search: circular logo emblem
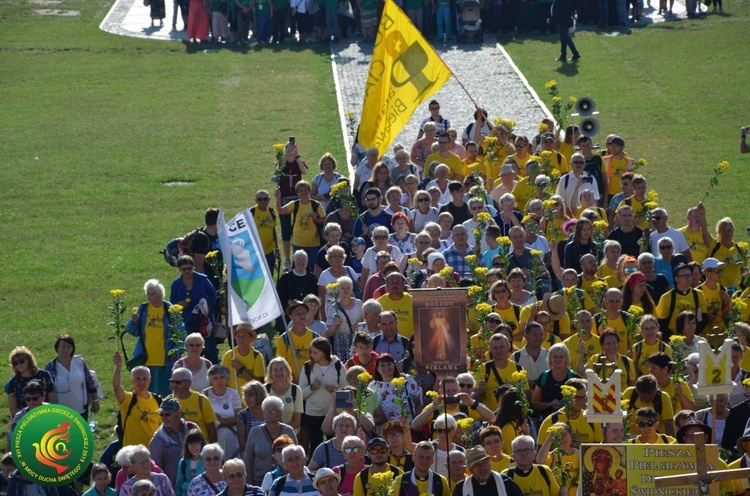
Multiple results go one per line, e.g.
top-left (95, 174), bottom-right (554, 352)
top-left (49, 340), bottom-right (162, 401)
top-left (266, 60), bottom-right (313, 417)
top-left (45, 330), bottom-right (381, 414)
top-left (11, 405), bottom-right (94, 486)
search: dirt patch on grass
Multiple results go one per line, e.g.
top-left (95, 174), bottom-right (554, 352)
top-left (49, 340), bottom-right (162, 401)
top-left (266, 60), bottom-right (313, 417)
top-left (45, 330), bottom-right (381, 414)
top-left (28, 0), bottom-right (64, 5)
top-left (32, 8), bottom-right (81, 15)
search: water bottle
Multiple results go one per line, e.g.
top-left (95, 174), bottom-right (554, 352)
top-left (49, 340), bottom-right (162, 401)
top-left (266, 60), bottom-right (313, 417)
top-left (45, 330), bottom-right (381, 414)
top-left (89, 412), bottom-right (97, 432)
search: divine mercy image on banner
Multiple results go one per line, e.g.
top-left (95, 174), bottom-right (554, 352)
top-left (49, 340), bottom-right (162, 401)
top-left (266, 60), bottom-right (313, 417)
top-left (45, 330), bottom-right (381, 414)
top-left (412, 288), bottom-right (468, 376)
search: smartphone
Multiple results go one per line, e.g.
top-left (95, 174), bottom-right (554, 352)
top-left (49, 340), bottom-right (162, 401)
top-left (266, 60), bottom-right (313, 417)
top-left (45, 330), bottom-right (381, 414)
top-left (289, 136), bottom-right (296, 145)
top-left (444, 395), bottom-right (460, 405)
top-left (335, 389), bottom-right (354, 409)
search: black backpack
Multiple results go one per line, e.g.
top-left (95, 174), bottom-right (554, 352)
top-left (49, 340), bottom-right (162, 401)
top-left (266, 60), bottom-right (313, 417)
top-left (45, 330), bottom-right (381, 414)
top-left (116, 392), bottom-right (162, 445)
top-left (507, 464), bottom-right (551, 489)
top-left (161, 227), bottom-right (205, 266)
top-left (290, 200), bottom-right (324, 244)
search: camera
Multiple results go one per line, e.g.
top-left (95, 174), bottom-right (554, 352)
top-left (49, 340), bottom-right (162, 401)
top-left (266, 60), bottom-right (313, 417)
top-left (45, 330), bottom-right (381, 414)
top-left (335, 389), bottom-right (354, 409)
top-left (444, 395), bottom-right (460, 405)
top-left (289, 136), bottom-right (296, 145)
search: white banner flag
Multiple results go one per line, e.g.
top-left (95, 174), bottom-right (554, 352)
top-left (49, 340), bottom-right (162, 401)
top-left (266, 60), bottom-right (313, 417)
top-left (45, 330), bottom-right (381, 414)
top-left (218, 208), bottom-right (282, 328)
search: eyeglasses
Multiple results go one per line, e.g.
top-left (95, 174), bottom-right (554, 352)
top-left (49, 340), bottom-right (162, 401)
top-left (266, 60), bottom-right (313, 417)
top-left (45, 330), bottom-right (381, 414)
top-left (204, 456), bottom-right (221, 462)
top-left (159, 412), bottom-right (174, 417)
top-left (12, 359), bottom-right (27, 366)
top-left (297, 187), bottom-right (311, 192)
top-left (571, 161), bottom-right (585, 164)
top-left (373, 236), bottom-right (387, 240)
top-left (513, 448), bottom-right (535, 455)
top-left (170, 379), bottom-right (188, 385)
top-left (438, 141), bottom-right (450, 145)
top-left (486, 318), bottom-right (501, 324)
top-left (343, 446), bottom-right (363, 454)
top-left (434, 428), bottom-right (453, 433)
top-left (369, 447), bottom-right (388, 455)
top-left (652, 216), bottom-right (662, 221)
top-left (256, 197), bottom-right (270, 202)
top-left (429, 106), bottom-right (440, 110)
top-left (225, 472), bottom-right (244, 480)
top-left (574, 394), bottom-right (587, 401)
top-left (624, 267), bottom-right (638, 274)
top-left (659, 245), bottom-right (672, 250)
top-left (470, 206), bottom-right (483, 211)
top-left (418, 198), bottom-right (430, 203)
top-left (637, 420), bottom-right (655, 428)
top-left (458, 383), bottom-right (473, 388)
top-left (187, 343), bottom-right (202, 347)
top-left (23, 395), bottom-right (41, 402)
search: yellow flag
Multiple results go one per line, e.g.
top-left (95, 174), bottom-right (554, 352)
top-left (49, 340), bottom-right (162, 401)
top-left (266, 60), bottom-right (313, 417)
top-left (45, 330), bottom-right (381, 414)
top-left (358, 0), bottom-right (452, 157)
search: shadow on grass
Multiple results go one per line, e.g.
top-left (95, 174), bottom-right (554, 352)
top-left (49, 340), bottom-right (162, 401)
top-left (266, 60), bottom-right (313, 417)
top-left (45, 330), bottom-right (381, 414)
top-left (180, 39), bottom-right (333, 56)
top-left (495, 32), bottom-right (558, 46)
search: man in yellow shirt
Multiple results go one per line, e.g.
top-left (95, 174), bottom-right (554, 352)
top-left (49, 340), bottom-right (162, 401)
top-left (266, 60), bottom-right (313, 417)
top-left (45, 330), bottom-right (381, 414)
top-left (623, 375), bottom-right (675, 436)
top-left (251, 189), bottom-right (279, 276)
top-left (656, 263), bottom-right (708, 338)
top-left (602, 136), bottom-right (634, 196)
top-left (276, 181), bottom-right (326, 272)
top-left (678, 206), bottom-right (708, 264)
top-left (563, 310), bottom-right (600, 368)
top-left (112, 352), bottom-right (162, 448)
top-left (221, 323), bottom-right (266, 393)
top-left (593, 288), bottom-right (636, 354)
top-left (425, 132), bottom-right (464, 180)
top-left (477, 333), bottom-right (523, 411)
top-left (168, 367), bottom-right (218, 442)
top-left (698, 257), bottom-right (731, 332)
top-left (377, 272), bottom-right (414, 339)
top-left (478, 426), bottom-right (512, 473)
top-left (276, 300), bottom-right (319, 382)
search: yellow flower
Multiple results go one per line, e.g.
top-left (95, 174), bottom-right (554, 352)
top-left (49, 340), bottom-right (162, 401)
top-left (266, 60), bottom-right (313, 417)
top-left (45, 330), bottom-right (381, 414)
top-left (543, 199), bottom-right (558, 210)
top-left (477, 212), bottom-right (491, 223)
top-left (552, 96), bottom-right (563, 103)
top-left (560, 385), bottom-right (577, 398)
top-left (593, 220), bottom-right (608, 232)
top-left (717, 160), bottom-right (730, 173)
top-left (426, 390), bottom-right (439, 400)
top-left (643, 201), bottom-right (658, 210)
top-left (638, 158), bottom-right (648, 169)
top-left (466, 255), bottom-right (477, 264)
top-left (391, 377), bottom-right (407, 387)
top-left (474, 267), bottom-right (488, 277)
top-left (132, 307), bottom-right (139, 313)
top-left (669, 335), bottom-right (687, 343)
top-left (621, 399), bottom-right (630, 410)
top-left (496, 236), bottom-right (511, 246)
top-left (185, 298), bottom-right (191, 304)
top-left (538, 122), bottom-right (549, 133)
top-left (329, 181), bottom-right (349, 196)
top-left (591, 281), bottom-right (608, 291)
top-left (468, 285), bottom-right (483, 296)
top-left (110, 289), bottom-right (126, 297)
top-left (482, 136), bottom-right (498, 147)
top-left (457, 418), bottom-right (475, 431)
top-left (345, 110), bottom-right (354, 117)
top-left (549, 168), bottom-right (560, 179)
top-left (472, 228), bottom-right (482, 238)
top-left (630, 305), bottom-right (644, 317)
top-left (569, 96), bottom-right (577, 103)
top-left (205, 250), bottom-right (220, 259)
top-left (476, 303), bottom-right (493, 314)
top-left (326, 282), bottom-right (340, 291)
top-left (647, 190), bottom-right (659, 203)
top-left (737, 242), bottom-right (748, 252)
top-left (545, 80), bottom-right (558, 91)
top-left (743, 378), bottom-right (750, 387)
top-left (438, 267), bottom-right (454, 279)
top-left (357, 371), bottom-right (373, 383)
top-left (530, 250), bottom-right (543, 257)
top-left (273, 143), bottom-right (285, 152)
top-left (370, 471), bottom-right (394, 486)
top-left (511, 369), bottom-right (527, 382)
top-left (169, 304), bottom-right (184, 313)
top-left (547, 425), bottom-right (564, 437)
top-left (408, 258), bottom-right (420, 265)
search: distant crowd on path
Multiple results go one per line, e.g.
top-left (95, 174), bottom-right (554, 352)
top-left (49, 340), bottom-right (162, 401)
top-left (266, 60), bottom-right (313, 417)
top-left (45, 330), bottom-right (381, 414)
top-left (4, 105), bottom-right (750, 496)
top-left (141, 0), bottom-right (728, 47)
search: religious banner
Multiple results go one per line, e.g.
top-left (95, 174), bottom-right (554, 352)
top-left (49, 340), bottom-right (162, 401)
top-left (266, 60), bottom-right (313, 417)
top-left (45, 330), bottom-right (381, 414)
top-left (584, 369), bottom-right (627, 423)
top-left (580, 443), bottom-right (725, 496)
top-left (411, 288), bottom-right (467, 377)
top-left (217, 208), bottom-right (282, 328)
top-left (695, 339), bottom-right (735, 396)
top-left (358, 0), bottom-right (452, 157)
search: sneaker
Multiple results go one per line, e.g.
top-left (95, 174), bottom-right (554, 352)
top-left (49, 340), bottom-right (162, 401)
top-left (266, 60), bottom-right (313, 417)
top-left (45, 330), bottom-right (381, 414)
top-left (556, 55), bottom-right (567, 61)
top-left (572, 53), bottom-right (581, 61)
top-left (283, 260), bottom-right (291, 272)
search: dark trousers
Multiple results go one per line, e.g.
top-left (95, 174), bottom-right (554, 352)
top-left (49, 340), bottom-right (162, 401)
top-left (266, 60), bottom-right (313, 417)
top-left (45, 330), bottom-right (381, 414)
top-left (557, 23), bottom-right (579, 57)
top-left (272, 7), bottom-right (289, 42)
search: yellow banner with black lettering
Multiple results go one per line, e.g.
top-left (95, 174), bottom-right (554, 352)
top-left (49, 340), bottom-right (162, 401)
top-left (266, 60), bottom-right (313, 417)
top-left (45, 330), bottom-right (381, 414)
top-left (358, 0), bottom-right (452, 157)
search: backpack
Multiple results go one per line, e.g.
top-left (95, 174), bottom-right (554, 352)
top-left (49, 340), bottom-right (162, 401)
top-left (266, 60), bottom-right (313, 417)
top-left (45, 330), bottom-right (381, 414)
top-left (507, 465), bottom-right (552, 489)
top-left (633, 340), bottom-right (667, 369)
top-left (264, 383), bottom-right (299, 403)
top-left (657, 288), bottom-right (704, 336)
top-left (272, 474), bottom-right (289, 496)
top-left (627, 387), bottom-right (663, 415)
top-left (161, 227), bottom-right (205, 266)
top-left (359, 466), bottom-right (401, 490)
top-left (302, 360), bottom-right (343, 386)
top-left (116, 392), bottom-right (162, 444)
top-left (250, 206), bottom-right (278, 247)
top-left (592, 353), bottom-right (631, 381)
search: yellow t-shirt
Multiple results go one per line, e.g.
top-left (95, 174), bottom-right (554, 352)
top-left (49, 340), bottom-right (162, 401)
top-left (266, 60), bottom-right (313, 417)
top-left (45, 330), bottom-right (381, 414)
top-left (275, 329), bottom-right (316, 382)
top-left (489, 454), bottom-right (511, 473)
top-left (544, 216), bottom-right (569, 244)
top-left (630, 340), bottom-right (673, 377)
top-left (482, 359), bottom-right (523, 411)
top-left (510, 152), bottom-right (531, 175)
top-left (519, 303), bottom-right (573, 339)
top-left (699, 282), bottom-right (727, 331)
top-left (511, 177), bottom-right (534, 212)
top-left (118, 391), bottom-right (162, 447)
top-left (174, 391), bottom-right (218, 439)
top-left (391, 472), bottom-right (450, 496)
top-left (252, 206), bottom-right (278, 255)
top-left (500, 422), bottom-right (523, 456)
top-left (585, 354), bottom-right (636, 391)
top-left (594, 312), bottom-right (633, 354)
top-left (679, 225), bottom-right (708, 264)
top-left (656, 289), bottom-right (708, 335)
top-left (617, 196), bottom-right (648, 229)
top-left (144, 304), bottom-right (165, 367)
top-left (283, 200), bottom-right (325, 248)
top-left (622, 388), bottom-right (674, 435)
top-left (426, 151), bottom-right (464, 179)
top-left (560, 287), bottom-right (596, 315)
top-left (603, 154), bottom-right (634, 195)
top-left (502, 464), bottom-right (560, 496)
top-left (631, 434), bottom-right (676, 444)
top-left (546, 449), bottom-right (580, 492)
top-left (707, 239), bottom-right (745, 290)
top-left (597, 263), bottom-right (619, 288)
top-left (221, 347), bottom-right (266, 393)
top-left (660, 378), bottom-right (694, 413)
top-left (537, 409), bottom-right (603, 446)
top-left (563, 332), bottom-right (601, 370)
top-left (494, 304), bottom-right (523, 342)
top-left (377, 293), bottom-right (414, 339)
top-left (557, 142), bottom-right (575, 164)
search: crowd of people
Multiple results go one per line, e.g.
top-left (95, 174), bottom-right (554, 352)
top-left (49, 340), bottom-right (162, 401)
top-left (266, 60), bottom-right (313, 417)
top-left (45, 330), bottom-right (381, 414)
top-left (4, 103), bottom-right (750, 496)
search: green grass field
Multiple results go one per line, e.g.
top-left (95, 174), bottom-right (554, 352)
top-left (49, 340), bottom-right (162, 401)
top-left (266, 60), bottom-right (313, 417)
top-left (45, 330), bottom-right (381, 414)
top-left (1, 0), bottom-right (748, 453)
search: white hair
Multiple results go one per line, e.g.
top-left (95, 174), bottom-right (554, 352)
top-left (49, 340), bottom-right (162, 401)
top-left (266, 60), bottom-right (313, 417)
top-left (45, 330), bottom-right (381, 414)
top-left (143, 279), bottom-right (165, 299)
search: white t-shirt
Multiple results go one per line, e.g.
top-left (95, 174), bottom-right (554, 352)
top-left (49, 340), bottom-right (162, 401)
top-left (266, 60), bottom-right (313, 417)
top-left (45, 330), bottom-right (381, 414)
top-left (649, 227), bottom-right (690, 256)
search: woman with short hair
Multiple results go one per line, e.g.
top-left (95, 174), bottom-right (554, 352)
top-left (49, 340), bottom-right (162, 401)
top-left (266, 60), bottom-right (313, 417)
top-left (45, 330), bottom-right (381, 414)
top-left (243, 397), bottom-right (297, 486)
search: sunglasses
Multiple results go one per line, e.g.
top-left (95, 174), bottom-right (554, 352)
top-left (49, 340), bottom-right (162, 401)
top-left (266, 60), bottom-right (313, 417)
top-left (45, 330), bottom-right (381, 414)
top-left (204, 456), bottom-right (221, 462)
top-left (459, 383), bottom-right (473, 388)
top-left (170, 379), bottom-right (188, 385)
top-left (418, 198), bottom-right (430, 203)
top-left (343, 446), bottom-right (363, 454)
top-left (659, 245), bottom-right (672, 250)
top-left (571, 161), bottom-right (585, 164)
top-left (12, 359), bottom-right (27, 366)
top-left (624, 267), bottom-right (638, 274)
top-left (23, 395), bottom-right (42, 402)
top-left (256, 197), bottom-right (270, 202)
top-left (486, 318), bottom-right (501, 324)
top-left (652, 216), bottom-right (663, 221)
top-left (637, 420), bottom-right (655, 428)
top-left (373, 236), bottom-right (387, 240)
top-left (435, 428), bottom-right (453, 433)
top-left (369, 446), bottom-right (388, 455)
